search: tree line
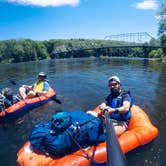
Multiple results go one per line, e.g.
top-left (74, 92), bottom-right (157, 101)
top-left (0, 38), bottom-right (165, 64)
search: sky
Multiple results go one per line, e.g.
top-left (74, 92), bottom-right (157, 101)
top-left (0, 0), bottom-right (165, 41)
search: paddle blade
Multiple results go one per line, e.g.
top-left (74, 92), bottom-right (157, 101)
top-left (9, 80), bottom-right (16, 85)
top-left (50, 95), bottom-right (62, 104)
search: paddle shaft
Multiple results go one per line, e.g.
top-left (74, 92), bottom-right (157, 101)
top-left (50, 95), bottom-right (62, 104)
top-left (105, 111), bottom-right (126, 166)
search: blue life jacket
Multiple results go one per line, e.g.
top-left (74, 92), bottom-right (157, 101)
top-left (107, 91), bottom-right (133, 121)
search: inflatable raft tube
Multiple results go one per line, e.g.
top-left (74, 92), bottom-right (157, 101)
top-left (17, 105), bottom-right (159, 166)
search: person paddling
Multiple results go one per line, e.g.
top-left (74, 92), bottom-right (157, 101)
top-left (19, 72), bottom-right (50, 99)
top-left (99, 76), bottom-right (132, 136)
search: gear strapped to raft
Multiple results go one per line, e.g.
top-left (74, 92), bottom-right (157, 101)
top-left (0, 88), bottom-right (20, 111)
top-left (29, 110), bottom-right (105, 158)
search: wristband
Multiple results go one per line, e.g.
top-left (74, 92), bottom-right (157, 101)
top-left (114, 108), bottom-right (119, 113)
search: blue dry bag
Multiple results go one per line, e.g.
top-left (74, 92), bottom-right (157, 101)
top-left (29, 110), bottom-right (105, 157)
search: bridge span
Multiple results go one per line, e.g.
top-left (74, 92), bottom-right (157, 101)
top-left (51, 32), bottom-right (165, 58)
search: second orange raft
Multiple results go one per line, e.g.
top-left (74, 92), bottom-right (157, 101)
top-left (0, 88), bottom-right (56, 121)
top-left (17, 105), bottom-right (159, 166)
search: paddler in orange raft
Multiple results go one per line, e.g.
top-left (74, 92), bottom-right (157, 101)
top-left (19, 72), bottom-right (50, 99)
top-left (99, 75), bottom-right (132, 136)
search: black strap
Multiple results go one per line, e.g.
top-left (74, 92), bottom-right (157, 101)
top-left (66, 129), bottom-right (91, 160)
top-left (66, 128), bottom-right (99, 165)
top-left (0, 94), bottom-right (5, 110)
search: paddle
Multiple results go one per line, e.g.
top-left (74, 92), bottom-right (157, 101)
top-left (9, 79), bottom-right (16, 85)
top-left (9, 80), bottom-right (62, 104)
top-left (50, 95), bottom-right (62, 104)
top-left (104, 110), bottom-right (126, 166)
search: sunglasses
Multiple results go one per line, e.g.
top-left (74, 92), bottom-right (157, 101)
top-left (109, 82), bottom-right (118, 87)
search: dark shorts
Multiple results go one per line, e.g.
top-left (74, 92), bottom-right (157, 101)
top-left (111, 119), bottom-right (129, 130)
top-left (25, 87), bottom-right (31, 94)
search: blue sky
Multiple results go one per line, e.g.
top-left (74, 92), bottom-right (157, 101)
top-left (0, 0), bottom-right (165, 40)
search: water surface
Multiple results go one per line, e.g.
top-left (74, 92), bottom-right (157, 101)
top-left (0, 58), bottom-right (165, 166)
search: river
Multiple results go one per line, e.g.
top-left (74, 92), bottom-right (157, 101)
top-left (0, 57), bottom-right (165, 166)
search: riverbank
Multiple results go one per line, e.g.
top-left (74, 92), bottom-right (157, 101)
top-left (99, 55), bottom-right (166, 62)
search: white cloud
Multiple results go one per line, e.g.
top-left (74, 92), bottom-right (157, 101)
top-left (135, 0), bottom-right (158, 10)
top-left (6, 0), bottom-right (80, 7)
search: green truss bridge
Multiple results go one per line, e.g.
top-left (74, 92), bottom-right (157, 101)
top-left (51, 32), bottom-right (165, 58)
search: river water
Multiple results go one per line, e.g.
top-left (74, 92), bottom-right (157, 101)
top-left (0, 58), bottom-right (165, 166)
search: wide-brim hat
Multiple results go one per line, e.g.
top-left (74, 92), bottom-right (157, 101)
top-left (38, 72), bottom-right (47, 78)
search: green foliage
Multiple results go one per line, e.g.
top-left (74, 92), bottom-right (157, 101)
top-left (35, 42), bottom-right (49, 60)
top-left (149, 38), bottom-right (160, 46)
top-left (148, 48), bottom-right (164, 58)
top-left (158, 2), bottom-right (166, 49)
top-left (158, 3), bottom-right (166, 36)
top-left (160, 35), bottom-right (166, 46)
top-left (128, 48), bottom-right (144, 57)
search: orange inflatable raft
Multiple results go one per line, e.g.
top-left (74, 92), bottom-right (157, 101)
top-left (0, 88), bottom-right (56, 121)
top-left (17, 105), bottom-right (159, 166)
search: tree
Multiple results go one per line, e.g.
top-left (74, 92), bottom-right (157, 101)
top-left (148, 48), bottom-right (164, 58)
top-left (12, 44), bottom-right (25, 63)
top-left (149, 38), bottom-right (160, 46)
top-left (158, 2), bottom-right (166, 48)
top-left (158, 3), bottom-right (166, 36)
top-left (35, 42), bottom-right (49, 60)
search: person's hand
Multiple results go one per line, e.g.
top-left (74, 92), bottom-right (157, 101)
top-left (107, 107), bottom-right (115, 114)
top-left (99, 104), bottom-right (115, 116)
top-left (99, 102), bottom-right (107, 110)
top-left (99, 103), bottom-right (109, 116)
top-left (35, 91), bottom-right (41, 96)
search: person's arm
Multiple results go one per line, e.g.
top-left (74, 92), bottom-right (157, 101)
top-left (22, 85), bottom-right (33, 91)
top-left (100, 93), bottom-right (131, 114)
top-left (113, 100), bottom-right (131, 114)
